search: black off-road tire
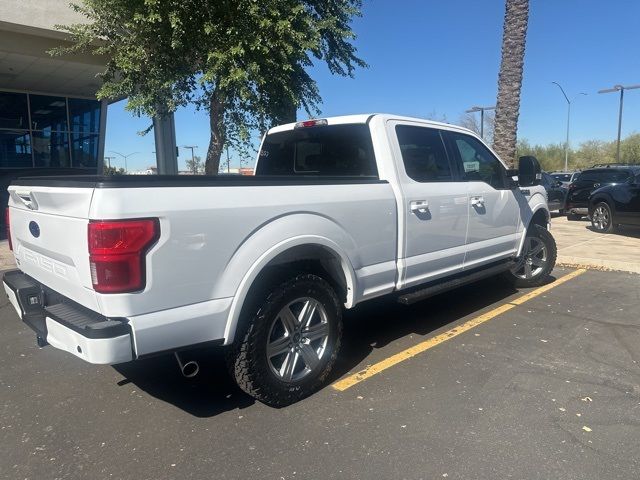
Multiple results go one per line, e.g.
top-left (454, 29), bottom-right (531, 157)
top-left (502, 224), bottom-right (557, 288)
top-left (227, 274), bottom-right (342, 407)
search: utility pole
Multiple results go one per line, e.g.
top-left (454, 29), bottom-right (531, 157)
top-left (465, 105), bottom-right (495, 139)
top-left (226, 147), bottom-right (230, 173)
top-left (598, 84), bottom-right (640, 163)
top-left (181, 145), bottom-right (198, 173)
top-left (552, 82), bottom-right (587, 172)
top-left (109, 151), bottom-right (139, 173)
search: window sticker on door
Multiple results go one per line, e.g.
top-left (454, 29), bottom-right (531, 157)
top-left (463, 161), bottom-right (480, 173)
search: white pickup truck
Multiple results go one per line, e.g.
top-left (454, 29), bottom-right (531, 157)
top-left (3, 114), bottom-right (556, 406)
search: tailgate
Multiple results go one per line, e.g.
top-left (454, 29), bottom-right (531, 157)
top-left (7, 185), bottom-right (99, 312)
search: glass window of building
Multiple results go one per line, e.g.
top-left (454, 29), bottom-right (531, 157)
top-left (69, 98), bottom-right (101, 134)
top-left (0, 91), bottom-right (102, 170)
top-left (29, 95), bottom-right (69, 132)
top-left (0, 92), bottom-right (29, 129)
top-left (32, 131), bottom-right (71, 167)
top-left (0, 130), bottom-right (32, 168)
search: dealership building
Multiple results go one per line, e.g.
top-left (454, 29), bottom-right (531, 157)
top-left (0, 0), bottom-right (179, 222)
top-left (0, 1), bottom-right (108, 177)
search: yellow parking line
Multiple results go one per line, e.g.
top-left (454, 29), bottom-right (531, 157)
top-left (332, 268), bottom-right (587, 391)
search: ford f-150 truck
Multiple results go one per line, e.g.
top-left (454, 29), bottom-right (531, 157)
top-left (3, 114), bottom-right (556, 406)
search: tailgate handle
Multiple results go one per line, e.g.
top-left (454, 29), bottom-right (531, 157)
top-left (15, 191), bottom-right (39, 210)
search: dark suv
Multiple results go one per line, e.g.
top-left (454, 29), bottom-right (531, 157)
top-left (588, 166), bottom-right (640, 232)
top-left (565, 165), bottom-right (638, 220)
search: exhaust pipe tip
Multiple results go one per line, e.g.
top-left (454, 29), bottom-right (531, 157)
top-left (174, 352), bottom-right (199, 378)
top-left (181, 360), bottom-right (200, 378)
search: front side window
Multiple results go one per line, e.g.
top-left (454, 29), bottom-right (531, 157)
top-left (449, 132), bottom-right (506, 189)
top-left (395, 125), bottom-right (452, 182)
top-left (257, 124), bottom-right (377, 177)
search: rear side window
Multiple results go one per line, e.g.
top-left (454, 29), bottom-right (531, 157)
top-left (256, 124), bottom-right (377, 177)
top-left (395, 125), bottom-right (452, 182)
top-left (578, 169), bottom-right (631, 183)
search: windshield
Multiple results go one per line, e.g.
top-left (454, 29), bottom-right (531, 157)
top-left (256, 124), bottom-right (377, 177)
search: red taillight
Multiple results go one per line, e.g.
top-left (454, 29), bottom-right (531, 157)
top-left (88, 218), bottom-right (159, 293)
top-left (5, 208), bottom-right (12, 251)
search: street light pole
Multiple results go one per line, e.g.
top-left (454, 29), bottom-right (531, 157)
top-left (552, 82), bottom-right (587, 172)
top-left (109, 151), bottom-right (139, 173)
top-left (181, 145), bottom-right (198, 173)
top-left (465, 106), bottom-right (495, 139)
top-left (598, 84), bottom-right (640, 163)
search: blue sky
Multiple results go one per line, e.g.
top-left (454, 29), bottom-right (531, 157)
top-left (105, 0), bottom-right (640, 172)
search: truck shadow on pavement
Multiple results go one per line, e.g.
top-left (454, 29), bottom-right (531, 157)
top-left (112, 276), bottom-right (536, 417)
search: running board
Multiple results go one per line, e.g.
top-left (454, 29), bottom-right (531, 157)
top-left (397, 261), bottom-right (516, 305)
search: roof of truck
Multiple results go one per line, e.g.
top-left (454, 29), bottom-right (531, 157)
top-left (268, 113), bottom-right (476, 136)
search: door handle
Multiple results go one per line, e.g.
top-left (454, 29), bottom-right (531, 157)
top-left (410, 200), bottom-right (429, 214)
top-left (593, 183), bottom-right (600, 188)
top-left (470, 196), bottom-right (485, 207)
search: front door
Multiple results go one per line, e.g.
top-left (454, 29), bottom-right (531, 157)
top-left (444, 131), bottom-right (521, 269)
top-left (389, 121), bottom-right (469, 289)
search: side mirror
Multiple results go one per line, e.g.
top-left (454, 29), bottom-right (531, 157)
top-left (518, 156), bottom-right (541, 187)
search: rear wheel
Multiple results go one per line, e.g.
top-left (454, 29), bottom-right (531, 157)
top-left (591, 202), bottom-right (615, 233)
top-left (227, 274), bottom-right (342, 407)
top-left (503, 224), bottom-right (557, 288)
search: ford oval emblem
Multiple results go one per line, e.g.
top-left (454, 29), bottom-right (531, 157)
top-left (29, 221), bottom-right (40, 238)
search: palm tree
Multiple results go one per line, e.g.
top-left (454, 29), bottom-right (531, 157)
top-left (493, 0), bottom-right (530, 167)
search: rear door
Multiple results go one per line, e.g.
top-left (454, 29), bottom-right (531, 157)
top-left (444, 131), bottom-right (521, 269)
top-left (7, 185), bottom-right (98, 311)
top-left (388, 121), bottom-right (469, 288)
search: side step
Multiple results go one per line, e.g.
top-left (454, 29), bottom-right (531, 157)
top-left (398, 261), bottom-right (515, 305)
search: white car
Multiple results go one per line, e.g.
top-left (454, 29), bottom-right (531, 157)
top-left (3, 114), bottom-right (555, 406)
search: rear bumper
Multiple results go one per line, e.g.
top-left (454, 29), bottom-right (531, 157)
top-left (2, 270), bottom-right (133, 364)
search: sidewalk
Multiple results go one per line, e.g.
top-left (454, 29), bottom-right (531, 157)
top-left (1, 217), bottom-right (639, 274)
top-left (0, 240), bottom-right (14, 270)
top-left (551, 214), bottom-right (640, 274)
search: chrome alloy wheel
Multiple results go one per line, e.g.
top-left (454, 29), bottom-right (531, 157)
top-left (591, 205), bottom-right (611, 231)
top-left (513, 236), bottom-right (548, 280)
top-left (266, 297), bottom-right (330, 382)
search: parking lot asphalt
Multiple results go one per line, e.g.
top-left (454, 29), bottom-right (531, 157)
top-left (2, 267), bottom-right (640, 480)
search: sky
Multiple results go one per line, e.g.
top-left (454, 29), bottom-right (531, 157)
top-left (105, 0), bottom-right (640, 172)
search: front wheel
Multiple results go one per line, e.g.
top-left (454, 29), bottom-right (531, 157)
top-left (591, 202), bottom-right (615, 233)
top-left (503, 224), bottom-right (557, 288)
top-left (227, 274), bottom-right (342, 407)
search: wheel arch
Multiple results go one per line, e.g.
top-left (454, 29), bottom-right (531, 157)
top-left (589, 192), bottom-right (615, 214)
top-left (221, 235), bottom-right (358, 345)
top-left (516, 204), bottom-right (550, 257)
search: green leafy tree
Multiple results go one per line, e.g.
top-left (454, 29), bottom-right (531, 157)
top-left (103, 165), bottom-right (125, 175)
top-left (53, 0), bottom-right (366, 174)
top-left (186, 155), bottom-right (204, 174)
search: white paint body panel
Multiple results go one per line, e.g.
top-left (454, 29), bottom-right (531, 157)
top-left (6, 113), bottom-right (550, 361)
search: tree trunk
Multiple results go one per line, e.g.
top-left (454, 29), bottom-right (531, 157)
top-left (205, 90), bottom-right (225, 175)
top-left (492, 0), bottom-right (529, 167)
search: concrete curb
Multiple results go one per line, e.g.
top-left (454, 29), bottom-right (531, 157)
top-left (557, 256), bottom-right (640, 274)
